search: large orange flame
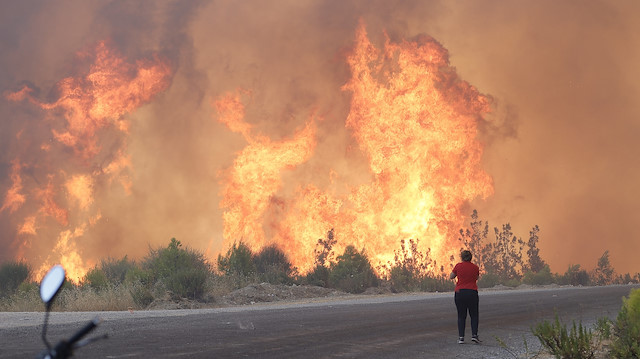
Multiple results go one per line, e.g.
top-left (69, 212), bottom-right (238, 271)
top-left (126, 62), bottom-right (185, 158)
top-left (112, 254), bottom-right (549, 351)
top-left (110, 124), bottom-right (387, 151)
top-left (3, 41), bottom-right (172, 281)
top-left (216, 23), bottom-right (493, 274)
top-left (214, 92), bottom-right (318, 252)
top-left (0, 160), bottom-right (26, 213)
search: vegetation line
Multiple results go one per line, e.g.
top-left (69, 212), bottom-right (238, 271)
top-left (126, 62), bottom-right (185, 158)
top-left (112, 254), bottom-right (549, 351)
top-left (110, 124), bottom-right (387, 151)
top-left (0, 209), bottom-right (637, 312)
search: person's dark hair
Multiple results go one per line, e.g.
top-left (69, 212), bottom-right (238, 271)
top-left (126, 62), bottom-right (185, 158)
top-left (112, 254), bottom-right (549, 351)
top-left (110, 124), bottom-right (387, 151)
top-left (461, 250), bottom-right (472, 262)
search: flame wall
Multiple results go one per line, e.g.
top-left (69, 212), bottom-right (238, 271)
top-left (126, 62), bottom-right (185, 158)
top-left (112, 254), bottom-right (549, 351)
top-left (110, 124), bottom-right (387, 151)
top-left (1, 1), bottom-right (639, 279)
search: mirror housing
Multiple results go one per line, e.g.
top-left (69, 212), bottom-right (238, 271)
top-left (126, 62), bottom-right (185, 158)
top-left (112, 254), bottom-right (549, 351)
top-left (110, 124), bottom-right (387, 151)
top-left (40, 265), bottom-right (65, 307)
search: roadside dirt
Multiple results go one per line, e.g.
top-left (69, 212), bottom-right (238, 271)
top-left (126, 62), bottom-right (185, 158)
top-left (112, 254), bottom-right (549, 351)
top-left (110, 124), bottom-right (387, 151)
top-left (145, 282), bottom-right (568, 310)
top-left (220, 283), bottom-right (348, 305)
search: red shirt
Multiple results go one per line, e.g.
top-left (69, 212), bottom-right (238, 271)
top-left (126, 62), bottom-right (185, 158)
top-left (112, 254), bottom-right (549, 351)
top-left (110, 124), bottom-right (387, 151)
top-left (453, 261), bottom-right (479, 292)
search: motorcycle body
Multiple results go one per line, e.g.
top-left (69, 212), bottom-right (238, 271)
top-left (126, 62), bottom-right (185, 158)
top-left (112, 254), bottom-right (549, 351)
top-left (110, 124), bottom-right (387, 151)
top-left (37, 265), bottom-right (106, 359)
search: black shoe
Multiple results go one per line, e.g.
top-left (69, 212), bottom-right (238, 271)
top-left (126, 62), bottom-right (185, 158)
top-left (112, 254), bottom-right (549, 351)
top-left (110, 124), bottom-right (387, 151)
top-left (457, 337), bottom-right (464, 344)
top-left (471, 335), bottom-right (481, 344)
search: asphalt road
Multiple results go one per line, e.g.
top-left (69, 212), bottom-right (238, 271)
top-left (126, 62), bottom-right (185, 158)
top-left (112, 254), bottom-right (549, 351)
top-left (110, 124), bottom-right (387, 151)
top-left (1, 285), bottom-right (637, 358)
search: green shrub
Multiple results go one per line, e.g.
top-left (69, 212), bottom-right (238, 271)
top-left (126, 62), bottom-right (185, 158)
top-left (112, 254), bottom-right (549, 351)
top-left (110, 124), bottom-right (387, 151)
top-left (478, 272), bottom-right (500, 288)
top-left (594, 317), bottom-right (612, 340)
top-left (125, 264), bottom-right (157, 308)
top-left (17, 280), bottom-right (38, 294)
top-left (389, 265), bottom-right (417, 292)
top-left (558, 264), bottom-right (590, 286)
top-left (100, 256), bottom-right (136, 285)
top-left (305, 264), bottom-right (330, 287)
top-left (419, 276), bottom-right (455, 292)
top-left (0, 261), bottom-right (31, 298)
top-left (328, 245), bottom-right (378, 293)
top-left (253, 244), bottom-right (294, 284)
top-left (532, 314), bottom-right (596, 359)
top-left (217, 241), bottom-right (256, 278)
top-left (128, 281), bottom-right (154, 308)
top-left (82, 267), bottom-right (109, 290)
top-left (503, 278), bottom-right (522, 288)
top-left (385, 238), bottom-right (450, 293)
top-left (610, 288), bottom-right (640, 358)
top-left (0, 281), bottom-right (41, 311)
top-left (387, 238), bottom-right (432, 292)
top-left (164, 267), bottom-right (208, 300)
top-left (125, 266), bottom-right (153, 285)
top-left (144, 238), bottom-right (211, 300)
top-left (388, 267), bottom-right (453, 292)
top-left (523, 265), bottom-right (554, 285)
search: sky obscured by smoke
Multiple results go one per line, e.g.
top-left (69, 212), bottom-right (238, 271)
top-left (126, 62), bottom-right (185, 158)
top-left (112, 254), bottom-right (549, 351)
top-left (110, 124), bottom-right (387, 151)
top-left (1, 0), bottom-right (639, 275)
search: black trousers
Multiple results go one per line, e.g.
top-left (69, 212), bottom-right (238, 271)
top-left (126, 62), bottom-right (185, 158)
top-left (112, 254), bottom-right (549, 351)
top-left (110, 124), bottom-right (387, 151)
top-left (454, 289), bottom-right (479, 337)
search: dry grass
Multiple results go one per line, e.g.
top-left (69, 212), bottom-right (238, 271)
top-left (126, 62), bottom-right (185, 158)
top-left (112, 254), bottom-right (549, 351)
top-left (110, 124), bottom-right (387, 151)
top-left (0, 287), bottom-right (43, 312)
top-left (0, 285), bottom-right (136, 312)
top-left (56, 285), bottom-right (136, 312)
top-left (0, 278), bottom-right (236, 312)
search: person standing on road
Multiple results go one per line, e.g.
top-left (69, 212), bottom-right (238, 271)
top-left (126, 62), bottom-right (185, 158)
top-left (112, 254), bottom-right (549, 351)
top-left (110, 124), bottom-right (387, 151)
top-left (450, 250), bottom-right (480, 344)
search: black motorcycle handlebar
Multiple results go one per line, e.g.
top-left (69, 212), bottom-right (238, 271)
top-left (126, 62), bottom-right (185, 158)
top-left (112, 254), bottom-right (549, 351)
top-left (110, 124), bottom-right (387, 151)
top-left (67, 316), bottom-right (100, 347)
top-left (38, 317), bottom-right (101, 359)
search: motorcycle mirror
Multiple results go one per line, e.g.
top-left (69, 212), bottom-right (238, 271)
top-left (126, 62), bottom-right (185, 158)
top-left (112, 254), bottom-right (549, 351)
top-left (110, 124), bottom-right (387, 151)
top-left (40, 264), bottom-right (65, 307)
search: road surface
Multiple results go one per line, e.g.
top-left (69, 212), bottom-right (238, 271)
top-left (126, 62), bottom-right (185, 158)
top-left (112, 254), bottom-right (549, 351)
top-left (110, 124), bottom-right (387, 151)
top-left (1, 285), bottom-right (636, 358)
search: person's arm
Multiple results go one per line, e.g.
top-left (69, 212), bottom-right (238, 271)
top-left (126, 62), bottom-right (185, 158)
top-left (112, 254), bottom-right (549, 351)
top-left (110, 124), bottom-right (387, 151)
top-left (450, 263), bottom-right (458, 280)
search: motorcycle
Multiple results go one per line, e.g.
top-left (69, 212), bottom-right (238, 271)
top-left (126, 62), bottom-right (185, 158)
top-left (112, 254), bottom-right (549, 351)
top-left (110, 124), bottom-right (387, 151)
top-left (37, 265), bottom-right (107, 358)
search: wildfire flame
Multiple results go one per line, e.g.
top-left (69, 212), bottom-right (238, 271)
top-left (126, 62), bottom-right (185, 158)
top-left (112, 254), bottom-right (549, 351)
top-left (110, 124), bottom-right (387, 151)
top-left (216, 23), bottom-right (493, 274)
top-left (214, 92), bottom-right (319, 252)
top-left (3, 41), bottom-right (172, 281)
top-left (3, 21), bottom-right (492, 281)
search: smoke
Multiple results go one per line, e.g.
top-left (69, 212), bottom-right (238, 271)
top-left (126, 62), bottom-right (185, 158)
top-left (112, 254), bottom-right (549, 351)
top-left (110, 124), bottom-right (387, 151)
top-left (1, 0), bottom-right (639, 276)
top-left (432, 1), bottom-right (640, 274)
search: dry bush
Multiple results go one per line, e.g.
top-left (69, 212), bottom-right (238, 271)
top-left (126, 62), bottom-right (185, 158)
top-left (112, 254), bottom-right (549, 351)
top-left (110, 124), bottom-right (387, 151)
top-left (207, 275), bottom-right (235, 295)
